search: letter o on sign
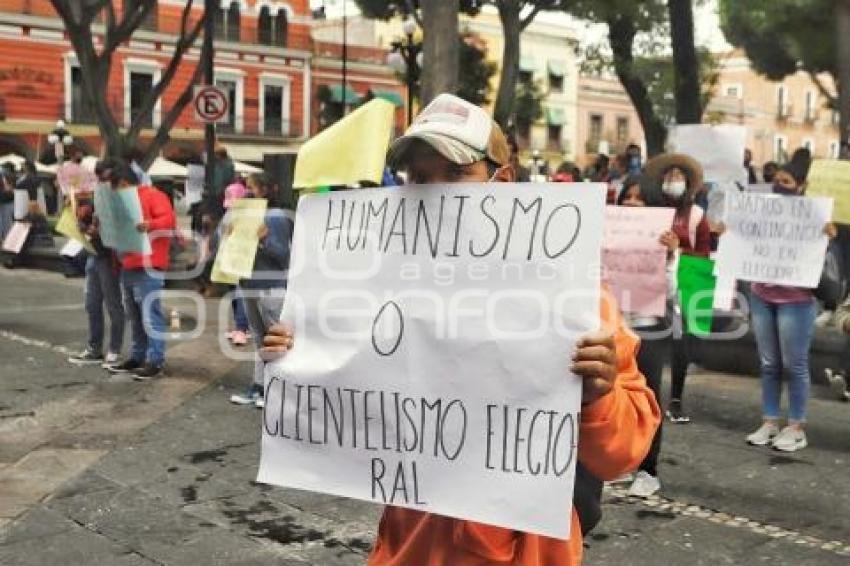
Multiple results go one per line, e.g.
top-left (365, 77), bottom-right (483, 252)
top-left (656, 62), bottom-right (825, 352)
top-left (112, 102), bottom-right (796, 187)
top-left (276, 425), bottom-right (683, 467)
top-left (372, 301), bottom-right (404, 356)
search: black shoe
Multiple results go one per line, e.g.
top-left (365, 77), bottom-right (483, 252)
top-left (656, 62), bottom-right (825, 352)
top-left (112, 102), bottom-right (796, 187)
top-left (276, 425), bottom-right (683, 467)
top-left (68, 349), bottom-right (103, 365)
top-left (109, 359), bottom-right (143, 374)
top-left (133, 364), bottom-right (164, 381)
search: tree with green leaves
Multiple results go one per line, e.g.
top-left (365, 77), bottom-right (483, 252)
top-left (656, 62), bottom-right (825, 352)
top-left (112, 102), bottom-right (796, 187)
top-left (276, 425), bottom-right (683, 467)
top-left (48, 0), bottom-right (212, 166)
top-left (720, 0), bottom-right (850, 153)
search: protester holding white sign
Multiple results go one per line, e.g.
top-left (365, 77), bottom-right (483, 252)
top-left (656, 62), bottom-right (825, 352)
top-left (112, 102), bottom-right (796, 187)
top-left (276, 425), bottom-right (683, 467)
top-left (733, 154), bottom-right (838, 453)
top-left (260, 95), bottom-right (660, 566)
top-left (611, 178), bottom-right (678, 499)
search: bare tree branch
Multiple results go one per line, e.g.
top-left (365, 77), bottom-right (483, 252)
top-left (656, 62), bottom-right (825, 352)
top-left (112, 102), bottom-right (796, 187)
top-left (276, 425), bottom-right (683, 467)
top-left (127, 0), bottom-right (204, 140)
top-left (141, 41), bottom-right (210, 168)
top-left (809, 71), bottom-right (838, 107)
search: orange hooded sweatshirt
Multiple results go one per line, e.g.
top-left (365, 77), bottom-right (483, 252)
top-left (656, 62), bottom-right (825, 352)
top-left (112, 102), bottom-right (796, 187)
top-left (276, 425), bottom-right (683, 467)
top-left (368, 291), bottom-right (661, 566)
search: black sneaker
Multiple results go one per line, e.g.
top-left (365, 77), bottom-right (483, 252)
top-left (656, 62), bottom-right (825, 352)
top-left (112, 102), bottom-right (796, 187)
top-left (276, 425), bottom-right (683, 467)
top-left (109, 359), bottom-right (143, 374)
top-left (133, 364), bottom-right (164, 381)
top-left (68, 349), bottom-right (103, 365)
top-left (665, 399), bottom-right (691, 424)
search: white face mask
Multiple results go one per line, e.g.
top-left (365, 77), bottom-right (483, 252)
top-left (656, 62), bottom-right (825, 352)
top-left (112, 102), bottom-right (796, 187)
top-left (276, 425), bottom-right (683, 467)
top-left (662, 180), bottom-right (687, 199)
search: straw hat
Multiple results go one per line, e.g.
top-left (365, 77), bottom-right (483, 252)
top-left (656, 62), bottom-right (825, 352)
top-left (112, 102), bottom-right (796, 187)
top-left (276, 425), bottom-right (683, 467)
top-left (644, 152), bottom-right (704, 189)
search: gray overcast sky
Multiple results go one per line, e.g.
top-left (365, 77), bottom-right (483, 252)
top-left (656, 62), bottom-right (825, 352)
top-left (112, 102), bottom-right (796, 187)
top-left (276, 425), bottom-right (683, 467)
top-left (311, 0), bottom-right (733, 53)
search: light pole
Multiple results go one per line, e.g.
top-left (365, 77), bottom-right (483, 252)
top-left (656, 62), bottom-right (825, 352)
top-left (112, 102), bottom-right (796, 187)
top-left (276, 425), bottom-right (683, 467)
top-left (387, 17), bottom-right (423, 126)
top-left (47, 120), bottom-right (73, 165)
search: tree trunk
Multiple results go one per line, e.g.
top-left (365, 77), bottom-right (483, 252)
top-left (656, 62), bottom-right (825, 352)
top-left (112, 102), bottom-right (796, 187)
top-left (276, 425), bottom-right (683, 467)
top-left (668, 0), bottom-right (702, 124)
top-left (420, 0), bottom-right (459, 105)
top-left (837, 0), bottom-right (850, 158)
top-left (608, 16), bottom-right (668, 156)
top-left (493, 1), bottom-right (521, 128)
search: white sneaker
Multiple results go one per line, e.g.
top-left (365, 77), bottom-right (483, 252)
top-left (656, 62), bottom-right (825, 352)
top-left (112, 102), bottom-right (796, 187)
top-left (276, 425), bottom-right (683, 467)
top-left (825, 369), bottom-right (850, 402)
top-left (746, 422), bottom-right (780, 446)
top-left (101, 351), bottom-right (120, 370)
top-left (772, 426), bottom-right (807, 452)
top-left (628, 471), bottom-right (660, 498)
top-left (254, 396), bottom-right (265, 409)
top-left (609, 472), bottom-right (635, 486)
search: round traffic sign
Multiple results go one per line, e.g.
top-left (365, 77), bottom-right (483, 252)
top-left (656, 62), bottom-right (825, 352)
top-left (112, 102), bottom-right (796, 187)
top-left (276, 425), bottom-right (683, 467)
top-left (194, 86), bottom-right (229, 123)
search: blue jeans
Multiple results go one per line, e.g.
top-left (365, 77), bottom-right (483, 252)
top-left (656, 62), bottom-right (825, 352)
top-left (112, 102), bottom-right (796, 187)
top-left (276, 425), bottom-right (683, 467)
top-left (750, 293), bottom-right (816, 422)
top-left (232, 290), bottom-right (249, 331)
top-left (121, 269), bottom-right (166, 366)
top-left (85, 255), bottom-right (125, 355)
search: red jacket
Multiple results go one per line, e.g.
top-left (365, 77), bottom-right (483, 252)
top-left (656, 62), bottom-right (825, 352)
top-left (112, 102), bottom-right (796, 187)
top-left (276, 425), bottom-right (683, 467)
top-left (120, 185), bottom-right (175, 271)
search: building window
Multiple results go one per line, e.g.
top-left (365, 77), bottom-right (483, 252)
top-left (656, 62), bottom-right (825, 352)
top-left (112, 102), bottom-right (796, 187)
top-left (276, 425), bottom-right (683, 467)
top-left (139, 4), bottom-right (158, 32)
top-left (616, 117), bottom-right (629, 146)
top-left (777, 85), bottom-right (789, 118)
top-left (802, 138), bottom-right (815, 154)
top-left (215, 70), bottom-right (244, 133)
top-left (804, 90), bottom-right (816, 122)
top-left (774, 135), bottom-right (788, 162)
top-left (260, 75), bottom-right (291, 136)
top-left (129, 72), bottom-right (154, 128)
top-left (549, 72), bottom-right (563, 93)
top-left (829, 141), bottom-right (840, 159)
top-left (276, 10), bottom-right (288, 47)
top-left (548, 125), bottom-right (562, 150)
top-left (216, 2), bottom-right (241, 42)
top-left (589, 113), bottom-right (603, 148)
top-left (70, 66), bottom-right (95, 124)
top-left (258, 6), bottom-right (272, 44)
top-left (723, 84), bottom-right (742, 99)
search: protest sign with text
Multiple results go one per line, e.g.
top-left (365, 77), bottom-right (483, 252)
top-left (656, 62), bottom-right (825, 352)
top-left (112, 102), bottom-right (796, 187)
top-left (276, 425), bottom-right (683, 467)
top-left (716, 191), bottom-right (833, 288)
top-left (602, 206), bottom-right (675, 317)
top-left (257, 183), bottom-right (607, 539)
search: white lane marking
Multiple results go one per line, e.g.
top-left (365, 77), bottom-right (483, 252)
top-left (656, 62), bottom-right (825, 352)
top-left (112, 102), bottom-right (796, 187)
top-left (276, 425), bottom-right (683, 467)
top-left (0, 304), bottom-right (84, 315)
top-left (0, 329), bottom-right (77, 357)
top-left (605, 485), bottom-right (850, 557)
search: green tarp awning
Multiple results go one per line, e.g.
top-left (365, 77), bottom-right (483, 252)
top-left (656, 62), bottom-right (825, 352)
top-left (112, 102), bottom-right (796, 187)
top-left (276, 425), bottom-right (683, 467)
top-left (547, 59), bottom-right (567, 77)
top-left (545, 106), bottom-right (566, 126)
top-left (370, 89), bottom-right (404, 107)
top-left (328, 84), bottom-right (360, 104)
top-left (519, 54), bottom-right (537, 72)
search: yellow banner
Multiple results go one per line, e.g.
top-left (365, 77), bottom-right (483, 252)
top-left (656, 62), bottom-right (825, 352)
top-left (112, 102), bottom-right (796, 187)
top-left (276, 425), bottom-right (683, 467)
top-left (211, 199), bottom-right (268, 283)
top-left (294, 98), bottom-right (395, 189)
top-left (55, 204), bottom-right (95, 254)
top-left (807, 159), bottom-right (850, 223)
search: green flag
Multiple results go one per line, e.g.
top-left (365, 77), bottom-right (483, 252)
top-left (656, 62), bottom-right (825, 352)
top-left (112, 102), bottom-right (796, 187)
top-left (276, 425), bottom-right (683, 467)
top-left (677, 254), bottom-right (717, 337)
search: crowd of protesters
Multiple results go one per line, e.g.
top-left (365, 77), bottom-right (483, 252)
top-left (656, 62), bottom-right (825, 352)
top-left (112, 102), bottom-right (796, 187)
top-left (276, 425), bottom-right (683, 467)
top-left (2, 92), bottom-right (849, 566)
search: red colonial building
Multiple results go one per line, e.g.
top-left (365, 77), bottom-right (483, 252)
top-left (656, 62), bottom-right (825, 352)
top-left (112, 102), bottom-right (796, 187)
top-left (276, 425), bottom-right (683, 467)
top-left (0, 0), bottom-right (405, 164)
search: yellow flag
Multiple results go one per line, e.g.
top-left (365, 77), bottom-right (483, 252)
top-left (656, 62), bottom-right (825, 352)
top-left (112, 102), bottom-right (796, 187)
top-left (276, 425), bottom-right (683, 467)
top-left (294, 99), bottom-right (395, 189)
top-left (55, 203), bottom-right (95, 254)
top-left (807, 159), bottom-right (850, 223)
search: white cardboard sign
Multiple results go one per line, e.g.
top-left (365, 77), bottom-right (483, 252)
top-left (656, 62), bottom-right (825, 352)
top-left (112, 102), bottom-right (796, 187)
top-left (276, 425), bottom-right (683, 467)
top-left (257, 183), bottom-right (607, 540)
top-left (716, 191), bottom-right (833, 288)
top-left (668, 124), bottom-right (748, 186)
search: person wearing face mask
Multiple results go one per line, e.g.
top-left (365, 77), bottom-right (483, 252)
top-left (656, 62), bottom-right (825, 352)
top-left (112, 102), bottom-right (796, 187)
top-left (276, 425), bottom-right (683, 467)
top-left (615, 176), bottom-right (679, 498)
top-left (261, 94), bottom-right (660, 566)
top-left (644, 154), bottom-right (711, 425)
top-left (743, 150), bottom-right (837, 452)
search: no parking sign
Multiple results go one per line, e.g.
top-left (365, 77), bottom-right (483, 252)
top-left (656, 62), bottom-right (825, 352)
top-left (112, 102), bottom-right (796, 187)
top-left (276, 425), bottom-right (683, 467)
top-left (193, 85), bottom-right (229, 124)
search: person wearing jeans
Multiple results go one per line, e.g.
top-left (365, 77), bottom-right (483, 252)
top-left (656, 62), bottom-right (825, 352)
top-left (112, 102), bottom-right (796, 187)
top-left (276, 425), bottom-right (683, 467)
top-left (100, 157), bottom-right (175, 380)
top-left (229, 173), bottom-right (293, 407)
top-left (121, 269), bottom-right (167, 372)
top-left (743, 153), bottom-right (836, 452)
top-left (826, 295), bottom-right (850, 401)
top-left (69, 187), bottom-right (125, 368)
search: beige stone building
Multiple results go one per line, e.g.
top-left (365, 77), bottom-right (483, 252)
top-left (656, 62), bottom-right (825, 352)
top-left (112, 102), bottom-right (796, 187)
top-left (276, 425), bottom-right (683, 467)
top-left (575, 74), bottom-right (645, 168)
top-left (707, 50), bottom-right (841, 167)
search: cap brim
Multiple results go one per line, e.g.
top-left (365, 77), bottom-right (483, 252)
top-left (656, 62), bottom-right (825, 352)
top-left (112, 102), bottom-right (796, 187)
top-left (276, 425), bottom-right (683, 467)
top-left (387, 132), bottom-right (483, 169)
